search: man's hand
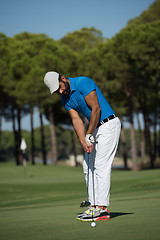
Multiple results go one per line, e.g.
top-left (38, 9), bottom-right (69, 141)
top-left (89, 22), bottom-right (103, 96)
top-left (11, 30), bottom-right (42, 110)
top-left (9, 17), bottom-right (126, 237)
top-left (84, 134), bottom-right (95, 153)
top-left (81, 141), bottom-right (94, 153)
top-left (85, 134), bottom-right (95, 146)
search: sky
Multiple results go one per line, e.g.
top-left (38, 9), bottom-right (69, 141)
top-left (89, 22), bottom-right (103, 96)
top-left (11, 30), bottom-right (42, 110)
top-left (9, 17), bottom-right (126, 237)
top-left (0, 0), bottom-right (155, 131)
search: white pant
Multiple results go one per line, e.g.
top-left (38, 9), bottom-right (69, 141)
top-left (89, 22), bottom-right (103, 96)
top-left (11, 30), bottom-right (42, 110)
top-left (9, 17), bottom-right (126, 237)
top-left (83, 117), bottom-right (121, 206)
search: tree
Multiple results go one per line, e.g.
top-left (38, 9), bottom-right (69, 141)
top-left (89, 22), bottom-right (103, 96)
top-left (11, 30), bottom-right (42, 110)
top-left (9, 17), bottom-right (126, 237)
top-left (0, 34), bottom-right (11, 142)
top-left (59, 27), bottom-right (104, 53)
top-left (110, 20), bottom-right (160, 168)
top-left (0, 34), bottom-right (25, 165)
top-left (128, 0), bottom-right (160, 25)
top-left (34, 36), bottom-right (78, 165)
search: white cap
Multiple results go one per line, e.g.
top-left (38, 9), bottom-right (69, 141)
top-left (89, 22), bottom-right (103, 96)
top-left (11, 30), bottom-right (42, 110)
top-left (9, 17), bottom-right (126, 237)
top-left (44, 71), bottom-right (59, 94)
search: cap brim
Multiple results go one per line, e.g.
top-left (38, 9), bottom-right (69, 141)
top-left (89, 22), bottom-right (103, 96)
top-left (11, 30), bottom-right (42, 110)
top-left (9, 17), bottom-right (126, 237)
top-left (50, 82), bottom-right (59, 94)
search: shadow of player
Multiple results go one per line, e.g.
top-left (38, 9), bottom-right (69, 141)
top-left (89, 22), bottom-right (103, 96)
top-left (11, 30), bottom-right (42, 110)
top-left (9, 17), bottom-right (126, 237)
top-left (110, 212), bottom-right (134, 219)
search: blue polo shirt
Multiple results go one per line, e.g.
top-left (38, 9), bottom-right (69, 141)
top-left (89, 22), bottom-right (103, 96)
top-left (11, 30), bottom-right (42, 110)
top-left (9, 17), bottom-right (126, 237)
top-left (61, 76), bottom-right (115, 122)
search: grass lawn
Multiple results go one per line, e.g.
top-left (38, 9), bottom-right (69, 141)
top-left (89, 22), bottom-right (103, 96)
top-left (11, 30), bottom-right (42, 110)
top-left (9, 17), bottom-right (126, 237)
top-left (0, 162), bottom-right (160, 240)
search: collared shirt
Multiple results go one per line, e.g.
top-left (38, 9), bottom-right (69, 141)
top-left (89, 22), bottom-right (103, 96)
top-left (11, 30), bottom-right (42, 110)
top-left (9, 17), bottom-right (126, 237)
top-left (61, 76), bottom-right (115, 122)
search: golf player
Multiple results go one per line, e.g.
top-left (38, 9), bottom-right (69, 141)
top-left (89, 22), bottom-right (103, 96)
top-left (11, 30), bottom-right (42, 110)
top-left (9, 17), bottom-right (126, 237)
top-left (44, 71), bottom-right (121, 221)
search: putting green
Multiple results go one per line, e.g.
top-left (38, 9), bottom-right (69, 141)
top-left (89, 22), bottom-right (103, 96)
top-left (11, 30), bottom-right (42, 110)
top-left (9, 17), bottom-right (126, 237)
top-left (0, 162), bottom-right (160, 240)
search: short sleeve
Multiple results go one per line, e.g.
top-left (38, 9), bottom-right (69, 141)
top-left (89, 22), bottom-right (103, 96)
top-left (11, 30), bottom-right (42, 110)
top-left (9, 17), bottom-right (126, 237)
top-left (76, 77), bottom-right (96, 98)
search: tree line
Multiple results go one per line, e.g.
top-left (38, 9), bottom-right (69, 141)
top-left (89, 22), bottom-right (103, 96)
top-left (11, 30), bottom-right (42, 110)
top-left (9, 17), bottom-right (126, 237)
top-left (0, 0), bottom-right (160, 170)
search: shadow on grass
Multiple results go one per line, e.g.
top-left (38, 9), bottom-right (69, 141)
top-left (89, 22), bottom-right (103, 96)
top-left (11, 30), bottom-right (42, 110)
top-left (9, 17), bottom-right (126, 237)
top-left (111, 212), bottom-right (134, 219)
top-left (76, 212), bottom-right (134, 219)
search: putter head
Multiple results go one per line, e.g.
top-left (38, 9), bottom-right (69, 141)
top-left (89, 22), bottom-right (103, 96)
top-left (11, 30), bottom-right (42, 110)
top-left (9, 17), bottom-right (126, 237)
top-left (80, 200), bottom-right (91, 207)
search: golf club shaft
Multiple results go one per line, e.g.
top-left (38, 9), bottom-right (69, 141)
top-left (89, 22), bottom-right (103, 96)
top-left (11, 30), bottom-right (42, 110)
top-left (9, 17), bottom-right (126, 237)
top-left (87, 153), bottom-right (90, 202)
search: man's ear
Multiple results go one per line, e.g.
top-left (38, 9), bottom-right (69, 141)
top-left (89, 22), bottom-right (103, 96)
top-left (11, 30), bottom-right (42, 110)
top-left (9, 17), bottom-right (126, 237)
top-left (61, 76), bottom-right (67, 82)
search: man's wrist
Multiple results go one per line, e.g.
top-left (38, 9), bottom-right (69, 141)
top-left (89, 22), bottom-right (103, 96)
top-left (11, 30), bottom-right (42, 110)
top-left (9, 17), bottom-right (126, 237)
top-left (80, 139), bottom-right (86, 145)
top-left (86, 129), bottom-right (93, 135)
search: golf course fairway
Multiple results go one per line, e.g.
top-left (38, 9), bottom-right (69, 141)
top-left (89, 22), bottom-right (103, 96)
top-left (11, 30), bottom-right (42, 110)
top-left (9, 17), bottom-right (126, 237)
top-left (0, 162), bottom-right (160, 240)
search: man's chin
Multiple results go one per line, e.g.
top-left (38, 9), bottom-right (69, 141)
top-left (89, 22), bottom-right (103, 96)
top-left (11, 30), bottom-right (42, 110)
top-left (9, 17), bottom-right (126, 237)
top-left (63, 90), bottom-right (70, 95)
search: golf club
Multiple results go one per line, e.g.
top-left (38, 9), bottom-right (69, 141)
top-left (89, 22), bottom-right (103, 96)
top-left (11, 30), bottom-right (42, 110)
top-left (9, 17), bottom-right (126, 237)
top-left (80, 153), bottom-right (91, 207)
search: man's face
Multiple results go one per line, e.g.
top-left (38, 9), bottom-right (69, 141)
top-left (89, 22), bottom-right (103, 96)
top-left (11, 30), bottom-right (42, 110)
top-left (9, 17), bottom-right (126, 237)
top-left (58, 78), bottom-right (70, 95)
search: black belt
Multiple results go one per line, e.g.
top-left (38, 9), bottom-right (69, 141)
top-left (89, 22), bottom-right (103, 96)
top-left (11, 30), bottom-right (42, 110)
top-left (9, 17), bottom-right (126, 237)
top-left (97, 114), bottom-right (117, 128)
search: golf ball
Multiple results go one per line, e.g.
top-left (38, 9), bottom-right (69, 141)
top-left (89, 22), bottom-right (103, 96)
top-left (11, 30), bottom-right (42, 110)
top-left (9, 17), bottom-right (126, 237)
top-left (91, 221), bottom-right (96, 227)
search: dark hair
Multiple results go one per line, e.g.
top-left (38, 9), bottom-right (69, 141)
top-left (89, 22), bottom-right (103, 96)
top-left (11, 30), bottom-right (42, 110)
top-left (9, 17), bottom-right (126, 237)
top-left (58, 74), bottom-right (62, 81)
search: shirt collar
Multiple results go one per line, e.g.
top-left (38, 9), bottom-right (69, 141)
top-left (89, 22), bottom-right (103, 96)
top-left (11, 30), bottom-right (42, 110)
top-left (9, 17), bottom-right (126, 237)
top-left (68, 77), bottom-right (76, 93)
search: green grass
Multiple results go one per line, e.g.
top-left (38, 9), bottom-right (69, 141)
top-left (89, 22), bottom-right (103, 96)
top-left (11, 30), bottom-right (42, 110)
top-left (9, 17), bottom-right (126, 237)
top-left (0, 162), bottom-right (160, 240)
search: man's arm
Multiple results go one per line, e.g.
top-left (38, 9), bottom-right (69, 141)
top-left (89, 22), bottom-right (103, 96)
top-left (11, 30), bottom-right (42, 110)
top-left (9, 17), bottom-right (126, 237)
top-left (68, 109), bottom-right (92, 153)
top-left (84, 90), bottom-right (101, 134)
